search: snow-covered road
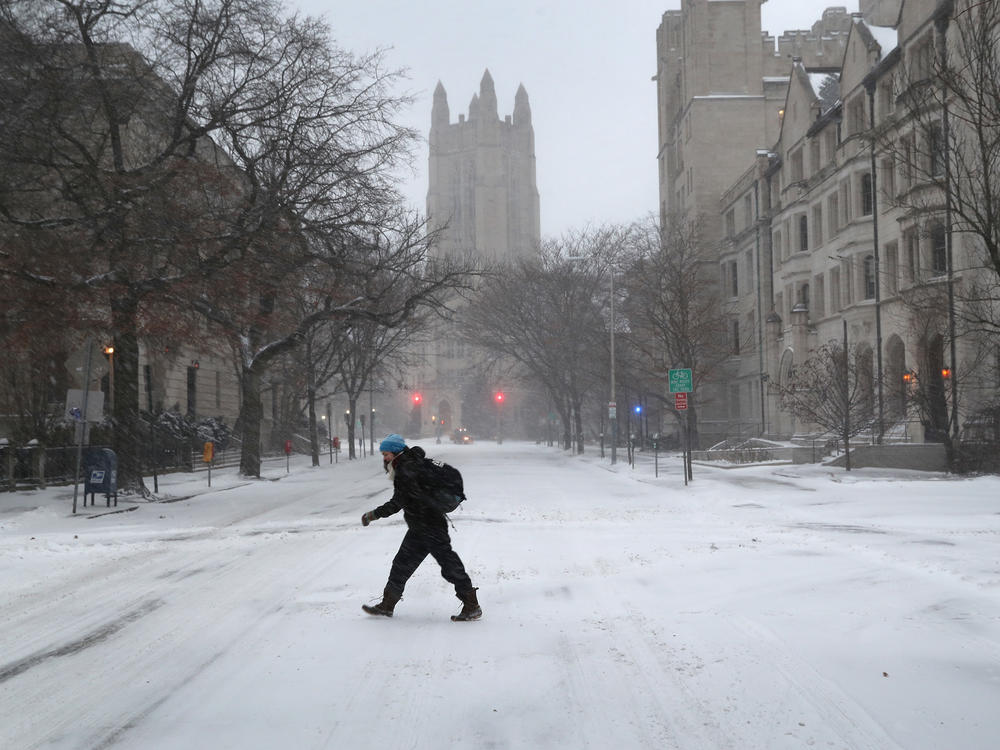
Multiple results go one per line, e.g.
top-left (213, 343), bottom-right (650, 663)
top-left (2, 442), bottom-right (999, 749)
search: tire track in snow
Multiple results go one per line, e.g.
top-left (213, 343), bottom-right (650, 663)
top-left (0, 598), bottom-right (163, 684)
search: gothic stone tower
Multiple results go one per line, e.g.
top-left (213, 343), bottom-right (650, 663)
top-left (427, 70), bottom-right (540, 262)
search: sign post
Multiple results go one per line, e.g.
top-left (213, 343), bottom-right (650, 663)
top-left (203, 442), bottom-right (214, 487)
top-left (284, 439), bottom-right (293, 473)
top-left (668, 369), bottom-right (694, 484)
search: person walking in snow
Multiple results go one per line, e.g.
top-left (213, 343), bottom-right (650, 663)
top-left (360, 433), bottom-right (482, 622)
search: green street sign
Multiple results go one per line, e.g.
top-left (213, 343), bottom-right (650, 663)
top-left (668, 368), bottom-right (693, 394)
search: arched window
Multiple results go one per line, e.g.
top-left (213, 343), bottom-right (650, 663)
top-left (930, 223), bottom-right (947, 275)
top-left (861, 173), bottom-right (874, 215)
top-left (863, 254), bottom-right (876, 299)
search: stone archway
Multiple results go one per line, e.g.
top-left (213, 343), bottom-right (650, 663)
top-left (885, 335), bottom-right (906, 420)
top-left (856, 344), bottom-right (874, 423)
top-left (918, 334), bottom-right (949, 442)
top-left (777, 348), bottom-right (795, 437)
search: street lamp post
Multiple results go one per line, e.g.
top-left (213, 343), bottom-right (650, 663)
top-left (103, 345), bottom-right (115, 416)
top-left (609, 270), bottom-right (617, 465)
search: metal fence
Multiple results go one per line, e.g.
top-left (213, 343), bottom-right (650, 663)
top-left (1, 434), bottom-right (195, 491)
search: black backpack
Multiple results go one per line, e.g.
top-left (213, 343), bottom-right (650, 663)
top-left (418, 457), bottom-right (466, 514)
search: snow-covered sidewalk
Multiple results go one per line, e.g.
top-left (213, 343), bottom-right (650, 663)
top-left (1, 442), bottom-right (999, 749)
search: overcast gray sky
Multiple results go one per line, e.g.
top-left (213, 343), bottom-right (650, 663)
top-left (294, 1), bottom-right (859, 236)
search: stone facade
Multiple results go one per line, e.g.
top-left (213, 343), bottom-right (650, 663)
top-left (427, 70), bottom-right (540, 263)
top-left (670, 0), bottom-right (1000, 449)
top-left (655, 1), bottom-right (852, 445)
top-left (399, 71), bottom-right (542, 441)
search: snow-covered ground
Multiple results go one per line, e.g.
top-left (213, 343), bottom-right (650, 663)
top-left (1, 442), bottom-right (999, 749)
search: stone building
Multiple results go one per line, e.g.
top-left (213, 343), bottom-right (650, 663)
top-left (655, 0), bottom-right (852, 444)
top-left (392, 71), bottom-right (541, 441)
top-left (427, 70), bottom-right (541, 263)
top-left (684, 0), bottom-right (999, 453)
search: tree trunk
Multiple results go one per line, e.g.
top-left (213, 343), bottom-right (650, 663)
top-left (347, 398), bottom-right (357, 459)
top-left (573, 399), bottom-right (585, 454)
top-left (239, 368), bottom-right (263, 477)
top-left (110, 295), bottom-right (148, 495)
top-left (306, 339), bottom-right (319, 467)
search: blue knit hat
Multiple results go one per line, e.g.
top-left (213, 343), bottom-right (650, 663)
top-left (379, 433), bottom-right (406, 454)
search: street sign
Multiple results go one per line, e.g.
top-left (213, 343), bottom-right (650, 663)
top-left (668, 368), bottom-right (693, 393)
top-left (674, 393), bottom-right (688, 411)
top-left (65, 389), bottom-right (105, 422)
top-left (608, 401), bottom-right (617, 419)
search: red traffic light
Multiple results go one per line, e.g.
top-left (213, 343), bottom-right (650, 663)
top-left (412, 392), bottom-right (422, 405)
top-left (494, 391), bottom-right (505, 403)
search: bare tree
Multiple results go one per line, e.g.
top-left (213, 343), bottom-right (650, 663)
top-left (0, 0), bottom-right (424, 489)
top-left (190, 214), bottom-right (468, 476)
top-left (461, 228), bottom-right (629, 452)
top-left (776, 337), bottom-right (875, 471)
top-left (623, 215), bottom-right (728, 449)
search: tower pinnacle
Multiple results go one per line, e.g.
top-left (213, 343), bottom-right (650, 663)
top-left (478, 68), bottom-right (498, 119)
top-left (432, 81), bottom-right (450, 128)
top-left (513, 83), bottom-right (531, 127)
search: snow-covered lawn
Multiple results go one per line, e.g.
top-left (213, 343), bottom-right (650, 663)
top-left (1, 442), bottom-right (998, 749)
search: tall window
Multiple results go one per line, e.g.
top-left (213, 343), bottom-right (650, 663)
top-left (885, 241), bottom-right (899, 294)
top-left (840, 179), bottom-right (852, 224)
top-left (731, 319), bottom-right (740, 355)
top-left (730, 260), bottom-right (739, 297)
top-left (860, 172), bottom-right (874, 215)
top-left (863, 254), bottom-right (876, 299)
top-left (828, 193), bottom-right (840, 236)
top-left (791, 148), bottom-right (804, 182)
top-left (799, 215), bottom-right (809, 253)
top-left (881, 156), bottom-right (896, 198)
top-left (906, 230), bottom-right (919, 283)
top-left (928, 121), bottom-right (945, 178)
top-left (186, 366), bottom-right (197, 416)
top-left (814, 274), bottom-right (826, 318)
top-left (931, 223), bottom-right (947, 275)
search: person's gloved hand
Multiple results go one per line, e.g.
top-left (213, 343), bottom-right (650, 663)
top-left (361, 510), bottom-right (376, 526)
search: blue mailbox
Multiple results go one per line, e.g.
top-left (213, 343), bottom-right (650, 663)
top-left (83, 448), bottom-right (118, 507)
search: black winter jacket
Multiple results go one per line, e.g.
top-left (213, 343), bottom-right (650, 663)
top-left (371, 446), bottom-right (445, 528)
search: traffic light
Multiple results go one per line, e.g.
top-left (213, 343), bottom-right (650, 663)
top-left (494, 391), bottom-right (505, 403)
top-left (412, 392), bottom-right (423, 405)
top-left (634, 404), bottom-right (642, 414)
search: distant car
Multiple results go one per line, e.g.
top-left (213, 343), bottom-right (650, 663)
top-left (452, 428), bottom-right (473, 444)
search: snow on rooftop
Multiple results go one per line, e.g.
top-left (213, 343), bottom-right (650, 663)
top-left (866, 23), bottom-right (899, 56)
top-left (808, 72), bottom-right (839, 96)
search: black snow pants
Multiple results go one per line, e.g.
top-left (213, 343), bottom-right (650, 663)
top-left (385, 519), bottom-right (473, 598)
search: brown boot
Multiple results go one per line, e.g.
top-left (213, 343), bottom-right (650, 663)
top-left (362, 587), bottom-right (401, 617)
top-left (451, 588), bottom-right (482, 622)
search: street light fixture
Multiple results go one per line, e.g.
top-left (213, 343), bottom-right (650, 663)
top-left (103, 345), bottom-right (115, 414)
